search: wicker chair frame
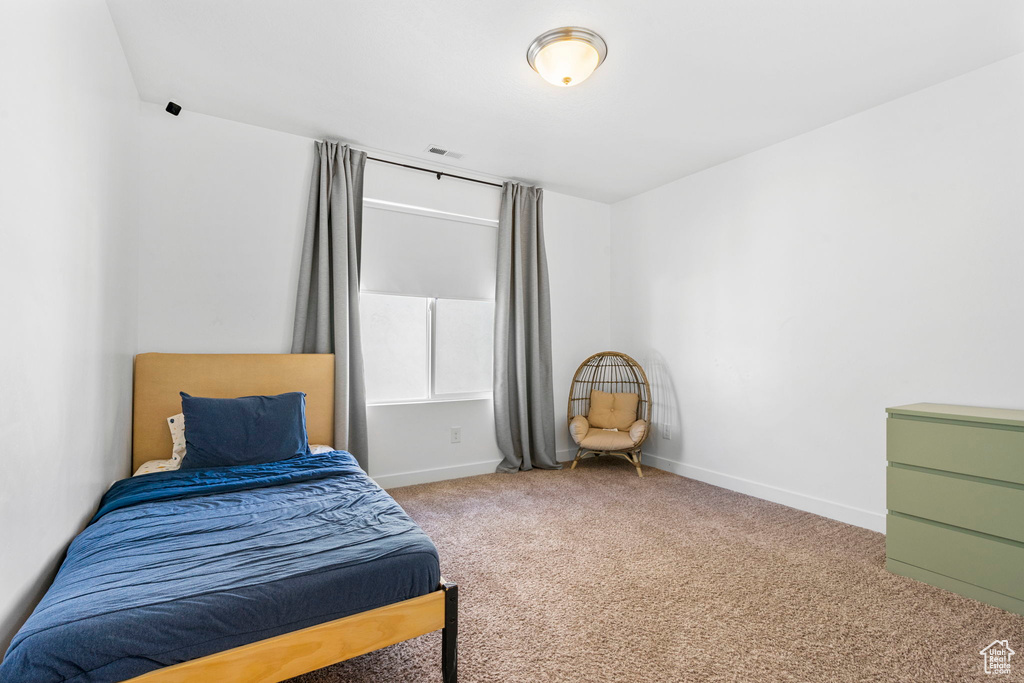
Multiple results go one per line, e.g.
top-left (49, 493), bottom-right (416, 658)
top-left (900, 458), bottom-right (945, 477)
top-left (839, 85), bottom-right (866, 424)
top-left (567, 351), bottom-right (652, 477)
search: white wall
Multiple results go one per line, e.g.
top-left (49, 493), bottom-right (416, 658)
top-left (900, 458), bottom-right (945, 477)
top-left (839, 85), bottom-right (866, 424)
top-left (610, 54), bottom-right (1024, 532)
top-left (136, 105), bottom-right (310, 354)
top-left (545, 192), bottom-right (613, 459)
top-left (0, 0), bottom-right (139, 652)
top-left (136, 105), bottom-right (610, 484)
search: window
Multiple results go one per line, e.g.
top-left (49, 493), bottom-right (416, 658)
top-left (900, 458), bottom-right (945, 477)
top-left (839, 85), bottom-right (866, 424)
top-left (361, 294), bottom-right (494, 403)
top-left (433, 298), bottom-right (494, 396)
top-left (360, 293), bottom-right (429, 402)
top-left (359, 198), bottom-right (497, 404)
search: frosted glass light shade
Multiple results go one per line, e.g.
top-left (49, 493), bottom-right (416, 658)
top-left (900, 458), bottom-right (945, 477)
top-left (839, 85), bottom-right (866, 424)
top-left (527, 27), bottom-right (607, 88)
top-left (534, 40), bottom-right (599, 87)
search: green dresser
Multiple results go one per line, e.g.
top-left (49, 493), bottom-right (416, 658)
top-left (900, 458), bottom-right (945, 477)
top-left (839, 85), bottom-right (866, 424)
top-left (886, 403), bottom-right (1024, 615)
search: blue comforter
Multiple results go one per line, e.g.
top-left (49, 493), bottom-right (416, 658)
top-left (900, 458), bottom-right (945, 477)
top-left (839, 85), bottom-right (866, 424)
top-left (0, 451), bottom-right (441, 682)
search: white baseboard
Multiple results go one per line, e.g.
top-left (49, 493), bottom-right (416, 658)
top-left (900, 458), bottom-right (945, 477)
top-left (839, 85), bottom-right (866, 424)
top-left (643, 454), bottom-right (886, 533)
top-left (373, 459), bottom-right (501, 489)
top-left (376, 450), bottom-right (580, 489)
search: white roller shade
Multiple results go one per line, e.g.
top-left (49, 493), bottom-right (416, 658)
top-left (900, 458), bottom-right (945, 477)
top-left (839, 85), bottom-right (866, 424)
top-left (361, 205), bottom-right (497, 300)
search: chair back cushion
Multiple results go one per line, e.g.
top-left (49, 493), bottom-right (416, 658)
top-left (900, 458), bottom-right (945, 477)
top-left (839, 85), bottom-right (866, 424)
top-left (589, 390), bottom-right (640, 430)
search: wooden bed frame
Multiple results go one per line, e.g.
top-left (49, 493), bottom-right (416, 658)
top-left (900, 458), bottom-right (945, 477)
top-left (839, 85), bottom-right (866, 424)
top-left (126, 353), bottom-right (458, 683)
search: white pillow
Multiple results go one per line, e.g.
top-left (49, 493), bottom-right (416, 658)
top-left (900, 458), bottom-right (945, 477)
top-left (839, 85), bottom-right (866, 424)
top-left (309, 444), bottom-right (335, 454)
top-left (167, 413), bottom-right (186, 463)
top-left (134, 459), bottom-right (180, 476)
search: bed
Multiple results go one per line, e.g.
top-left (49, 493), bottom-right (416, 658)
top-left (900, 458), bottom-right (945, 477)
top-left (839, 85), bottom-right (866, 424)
top-left (0, 353), bottom-right (457, 683)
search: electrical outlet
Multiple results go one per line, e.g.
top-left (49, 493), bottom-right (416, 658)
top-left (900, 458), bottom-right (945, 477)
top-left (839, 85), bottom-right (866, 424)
top-left (450, 427), bottom-right (462, 444)
top-left (661, 424), bottom-right (671, 440)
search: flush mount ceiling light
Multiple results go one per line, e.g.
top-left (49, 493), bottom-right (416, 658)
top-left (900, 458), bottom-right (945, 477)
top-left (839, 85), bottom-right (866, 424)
top-left (526, 27), bottom-right (608, 87)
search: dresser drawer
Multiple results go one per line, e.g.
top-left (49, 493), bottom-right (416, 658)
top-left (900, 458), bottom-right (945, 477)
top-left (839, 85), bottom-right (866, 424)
top-left (887, 465), bottom-right (1024, 543)
top-left (887, 514), bottom-right (1024, 601)
top-left (887, 417), bottom-right (1024, 485)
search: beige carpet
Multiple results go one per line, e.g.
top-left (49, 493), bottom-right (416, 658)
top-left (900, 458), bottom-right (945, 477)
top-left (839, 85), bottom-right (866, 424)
top-left (291, 457), bottom-right (1024, 682)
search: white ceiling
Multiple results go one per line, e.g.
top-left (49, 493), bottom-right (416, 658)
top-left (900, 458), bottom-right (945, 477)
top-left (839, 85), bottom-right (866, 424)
top-left (107, 0), bottom-right (1024, 203)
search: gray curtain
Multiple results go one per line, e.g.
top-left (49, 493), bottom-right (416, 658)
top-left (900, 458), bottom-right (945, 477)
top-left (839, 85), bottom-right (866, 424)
top-left (292, 141), bottom-right (369, 470)
top-left (493, 183), bottom-right (561, 472)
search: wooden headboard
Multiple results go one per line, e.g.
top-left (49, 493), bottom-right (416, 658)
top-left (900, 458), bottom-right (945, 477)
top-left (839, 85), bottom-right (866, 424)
top-left (132, 353), bottom-right (335, 471)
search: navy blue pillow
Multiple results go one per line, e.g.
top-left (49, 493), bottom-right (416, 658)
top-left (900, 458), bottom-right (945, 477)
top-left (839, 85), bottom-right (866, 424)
top-left (179, 391), bottom-right (310, 470)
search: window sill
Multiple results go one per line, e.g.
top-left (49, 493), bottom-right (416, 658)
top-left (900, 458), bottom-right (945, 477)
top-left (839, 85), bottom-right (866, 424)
top-left (367, 395), bottom-right (492, 408)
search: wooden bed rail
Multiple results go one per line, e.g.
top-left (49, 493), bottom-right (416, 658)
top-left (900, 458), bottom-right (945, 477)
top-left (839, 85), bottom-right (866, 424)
top-left (126, 581), bottom-right (457, 683)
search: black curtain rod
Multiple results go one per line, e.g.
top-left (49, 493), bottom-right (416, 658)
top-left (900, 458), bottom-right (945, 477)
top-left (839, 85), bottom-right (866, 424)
top-left (366, 156), bottom-right (503, 188)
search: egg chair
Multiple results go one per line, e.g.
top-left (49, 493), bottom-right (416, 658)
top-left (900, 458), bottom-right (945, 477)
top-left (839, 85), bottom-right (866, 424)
top-left (567, 351), bottom-right (652, 477)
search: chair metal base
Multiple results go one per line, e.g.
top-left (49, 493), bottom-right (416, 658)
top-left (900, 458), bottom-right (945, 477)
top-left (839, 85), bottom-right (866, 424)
top-left (570, 447), bottom-right (643, 477)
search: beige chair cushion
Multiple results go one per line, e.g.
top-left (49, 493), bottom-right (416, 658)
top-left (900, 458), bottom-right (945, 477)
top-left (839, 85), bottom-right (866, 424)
top-left (569, 415), bottom-right (590, 445)
top-left (628, 419), bottom-right (648, 444)
top-left (579, 428), bottom-right (637, 451)
top-left (588, 390), bottom-right (640, 430)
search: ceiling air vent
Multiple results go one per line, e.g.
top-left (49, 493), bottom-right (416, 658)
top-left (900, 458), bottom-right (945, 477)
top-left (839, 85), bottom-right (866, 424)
top-left (425, 145), bottom-right (464, 160)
